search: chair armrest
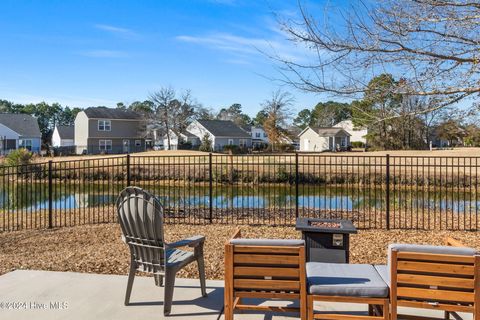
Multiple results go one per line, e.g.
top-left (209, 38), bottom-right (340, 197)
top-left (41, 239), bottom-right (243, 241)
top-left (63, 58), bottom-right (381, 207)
top-left (445, 237), bottom-right (466, 247)
top-left (166, 235), bottom-right (205, 249)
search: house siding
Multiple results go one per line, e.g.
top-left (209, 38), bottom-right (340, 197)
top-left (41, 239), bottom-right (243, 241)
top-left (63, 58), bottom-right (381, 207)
top-left (213, 137), bottom-right (252, 151)
top-left (86, 138), bottom-right (145, 154)
top-left (299, 128), bottom-right (329, 152)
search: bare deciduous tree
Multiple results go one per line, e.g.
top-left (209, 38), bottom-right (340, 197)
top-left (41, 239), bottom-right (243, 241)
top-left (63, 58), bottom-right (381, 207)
top-left (261, 90), bottom-right (294, 151)
top-left (149, 87), bottom-right (197, 150)
top-left (277, 0), bottom-right (480, 119)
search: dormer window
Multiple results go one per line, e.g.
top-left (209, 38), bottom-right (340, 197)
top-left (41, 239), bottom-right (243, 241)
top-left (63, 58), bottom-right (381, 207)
top-left (98, 120), bottom-right (111, 131)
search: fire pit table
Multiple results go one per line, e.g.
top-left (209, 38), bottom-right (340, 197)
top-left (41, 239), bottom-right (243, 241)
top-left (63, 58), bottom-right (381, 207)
top-left (295, 218), bottom-right (357, 263)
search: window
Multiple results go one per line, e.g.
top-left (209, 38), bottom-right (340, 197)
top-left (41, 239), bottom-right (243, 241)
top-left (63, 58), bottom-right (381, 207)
top-left (239, 139), bottom-right (247, 147)
top-left (19, 139), bottom-right (32, 151)
top-left (263, 133), bottom-right (268, 138)
top-left (228, 139), bottom-right (234, 145)
top-left (135, 140), bottom-right (141, 147)
top-left (255, 132), bottom-right (261, 138)
top-left (98, 120), bottom-right (111, 131)
top-left (99, 140), bottom-right (112, 151)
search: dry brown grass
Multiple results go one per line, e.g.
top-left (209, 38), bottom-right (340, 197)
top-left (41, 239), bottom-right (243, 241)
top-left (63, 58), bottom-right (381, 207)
top-left (0, 223), bottom-right (479, 280)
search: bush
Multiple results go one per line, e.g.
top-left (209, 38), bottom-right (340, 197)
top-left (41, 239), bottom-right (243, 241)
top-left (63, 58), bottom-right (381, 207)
top-left (351, 141), bottom-right (366, 148)
top-left (199, 134), bottom-right (213, 152)
top-left (223, 145), bottom-right (241, 154)
top-left (5, 148), bottom-right (33, 166)
top-left (276, 143), bottom-right (294, 152)
top-left (178, 141), bottom-right (192, 150)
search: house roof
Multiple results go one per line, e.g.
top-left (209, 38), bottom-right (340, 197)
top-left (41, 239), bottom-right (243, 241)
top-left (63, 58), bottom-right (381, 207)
top-left (56, 125), bottom-right (74, 139)
top-left (83, 107), bottom-right (143, 120)
top-left (197, 120), bottom-right (251, 138)
top-left (299, 126), bottom-right (351, 137)
top-left (180, 131), bottom-right (198, 138)
top-left (0, 113), bottom-right (41, 137)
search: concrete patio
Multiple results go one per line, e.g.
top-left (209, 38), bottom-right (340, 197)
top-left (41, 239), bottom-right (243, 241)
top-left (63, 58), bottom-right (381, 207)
top-left (0, 270), bottom-right (473, 320)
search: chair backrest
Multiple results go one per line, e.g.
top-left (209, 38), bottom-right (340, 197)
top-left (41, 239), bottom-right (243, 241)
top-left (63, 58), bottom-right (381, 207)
top-left (116, 187), bottom-right (166, 274)
top-left (389, 243), bottom-right (479, 316)
top-left (224, 229), bottom-right (306, 306)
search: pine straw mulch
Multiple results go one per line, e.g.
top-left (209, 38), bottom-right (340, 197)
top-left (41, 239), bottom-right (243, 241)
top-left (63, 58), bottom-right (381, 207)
top-left (0, 223), bottom-right (479, 280)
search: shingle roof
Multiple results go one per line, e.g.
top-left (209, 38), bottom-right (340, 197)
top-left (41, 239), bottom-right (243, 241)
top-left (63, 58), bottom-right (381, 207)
top-left (303, 127), bottom-right (351, 137)
top-left (0, 113), bottom-right (41, 137)
top-left (180, 130), bottom-right (198, 138)
top-left (56, 125), bottom-right (74, 139)
top-left (83, 107), bottom-right (143, 120)
top-left (197, 120), bottom-right (251, 138)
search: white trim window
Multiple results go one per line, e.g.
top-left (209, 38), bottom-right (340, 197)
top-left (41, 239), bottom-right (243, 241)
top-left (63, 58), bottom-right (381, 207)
top-left (99, 140), bottom-right (112, 151)
top-left (135, 140), bottom-right (142, 147)
top-left (98, 120), bottom-right (111, 131)
top-left (228, 139), bottom-right (234, 145)
top-left (239, 139), bottom-right (247, 147)
top-left (19, 139), bottom-right (33, 151)
top-left (255, 132), bottom-right (260, 138)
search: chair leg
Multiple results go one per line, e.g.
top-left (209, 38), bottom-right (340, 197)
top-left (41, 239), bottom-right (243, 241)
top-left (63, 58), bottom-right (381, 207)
top-left (197, 254), bottom-right (207, 297)
top-left (154, 274), bottom-right (163, 287)
top-left (164, 271), bottom-right (176, 316)
top-left (308, 296), bottom-right (314, 320)
top-left (124, 263), bottom-right (136, 306)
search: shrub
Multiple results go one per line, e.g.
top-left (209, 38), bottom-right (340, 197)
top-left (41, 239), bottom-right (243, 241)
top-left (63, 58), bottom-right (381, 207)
top-left (5, 148), bottom-right (33, 166)
top-left (351, 141), bottom-right (365, 148)
top-left (223, 145), bottom-right (241, 154)
top-left (199, 134), bottom-right (213, 152)
top-left (276, 143), bottom-right (294, 152)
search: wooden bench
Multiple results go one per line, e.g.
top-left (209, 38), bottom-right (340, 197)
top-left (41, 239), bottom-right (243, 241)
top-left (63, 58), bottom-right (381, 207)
top-left (224, 229), bottom-right (307, 319)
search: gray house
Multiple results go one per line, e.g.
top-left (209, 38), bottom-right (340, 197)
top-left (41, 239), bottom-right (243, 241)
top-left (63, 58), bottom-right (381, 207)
top-left (186, 120), bottom-right (252, 151)
top-left (0, 114), bottom-right (42, 154)
top-left (299, 127), bottom-right (351, 152)
top-left (74, 107), bottom-right (146, 155)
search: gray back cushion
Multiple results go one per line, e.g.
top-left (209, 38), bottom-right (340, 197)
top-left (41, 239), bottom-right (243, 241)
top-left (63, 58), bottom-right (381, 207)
top-left (230, 239), bottom-right (304, 246)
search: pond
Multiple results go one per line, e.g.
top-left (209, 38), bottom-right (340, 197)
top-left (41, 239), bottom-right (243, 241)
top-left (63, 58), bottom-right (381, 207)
top-left (0, 182), bottom-right (478, 214)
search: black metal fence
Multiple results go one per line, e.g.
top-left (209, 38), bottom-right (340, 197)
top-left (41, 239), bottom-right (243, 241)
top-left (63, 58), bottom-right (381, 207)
top-left (0, 153), bottom-right (478, 232)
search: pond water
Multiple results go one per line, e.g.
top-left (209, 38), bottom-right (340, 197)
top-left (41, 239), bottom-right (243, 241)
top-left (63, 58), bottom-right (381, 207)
top-left (0, 183), bottom-right (478, 214)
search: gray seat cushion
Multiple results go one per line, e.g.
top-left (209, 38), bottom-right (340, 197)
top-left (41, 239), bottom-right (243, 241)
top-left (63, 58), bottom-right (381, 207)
top-left (307, 262), bottom-right (388, 298)
top-left (389, 243), bottom-right (476, 256)
top-left (230, 239), bottom-right (304, 246)
top-left (374, 265), bottom-right (389, 286)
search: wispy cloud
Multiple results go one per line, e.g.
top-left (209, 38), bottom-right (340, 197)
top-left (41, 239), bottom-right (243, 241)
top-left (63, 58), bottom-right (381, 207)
top-left (94, 24), bottom-right (138, 39)
top-left (176, 32), bottom-right (312, 64)
top-left (79, 50), bottom-right (130, 58)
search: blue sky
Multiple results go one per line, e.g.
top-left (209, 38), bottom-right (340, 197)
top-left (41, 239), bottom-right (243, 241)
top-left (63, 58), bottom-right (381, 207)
top-left (0, 0), bottom-right (344, 117)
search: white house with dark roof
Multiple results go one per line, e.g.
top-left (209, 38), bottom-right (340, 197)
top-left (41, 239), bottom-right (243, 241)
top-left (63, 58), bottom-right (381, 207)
top-left (0, 113), bottom-right (42, 154)
top-left (186, 120), bottom-right (252, 151)
top-left (52, 125), bottom-right (74, 147)
top-left (74, 107), bottom-right (146, 155)
top-left (298, 126), bottom-right (351, 152)
top-left (334, 120), bottom-right (368, 145)
top-left (163, 130), bottom-right (200, 150)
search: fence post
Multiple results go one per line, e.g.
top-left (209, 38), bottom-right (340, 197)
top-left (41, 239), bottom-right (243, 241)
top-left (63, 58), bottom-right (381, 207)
top-left (385, 154), bottom-right (390, 230)
top-left (295, 152), bottom-right (299, 219)
top-left (208, 153), bottom-right (213, 224)
top-left (126, 154), bottom-right (131, 187)
top-left (48, 160), bottom-right (53, 229)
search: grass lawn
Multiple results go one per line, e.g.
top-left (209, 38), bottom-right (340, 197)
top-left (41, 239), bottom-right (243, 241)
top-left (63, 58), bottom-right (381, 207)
top-left (1, 223), bottom-right (479, 280)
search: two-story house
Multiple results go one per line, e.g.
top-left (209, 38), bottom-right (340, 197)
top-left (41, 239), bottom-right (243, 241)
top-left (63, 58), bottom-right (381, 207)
top-left (74, 107), bottom-right (146, 155)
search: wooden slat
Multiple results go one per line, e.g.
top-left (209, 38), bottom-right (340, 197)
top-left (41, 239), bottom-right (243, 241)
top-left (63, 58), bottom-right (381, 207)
top-left (234, 266), bottom-right (299, 278)
top-left (397, 252), bottom-right (474, 264)
top-left (445, 237), bottom-right (467, 248)
top-left (311, 295), bottom-right (388, 305)
top-left (397, 300), bottom-right (475, 313)
top-left (397, 287), bottom-right (474, 303)
top-left (235, 291), bottom-right (299, 299)
top-left (397, 261), bottom-right (474, 275)
top-left (234, 254), bottom-right (299, 265)
top-left (234, 279), bottom-right (300, 290)
top-left (313, 313), bottom-right (383, 320)
top-left (234, 245), bottom-right (300, 254)
top-left (235, 304), bottom-right (299, 313)
top-left (397, 273), bottom-right (474, 289)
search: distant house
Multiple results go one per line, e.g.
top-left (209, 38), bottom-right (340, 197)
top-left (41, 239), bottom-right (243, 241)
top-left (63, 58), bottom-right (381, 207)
top-left (163, 130), bottom-right (200, 150)
top-left (334, 120), bottom-right (368, 145)
top-left (298, 127), bottom-right (351, 152)
top-left (52, 125), bottom-right (74, 147)
top-left (74, 107), bottom-right (146, 155)
top-left (186, 120), bottom-right (252, 151)
top-left (0, 113), bottom-right (42, 154)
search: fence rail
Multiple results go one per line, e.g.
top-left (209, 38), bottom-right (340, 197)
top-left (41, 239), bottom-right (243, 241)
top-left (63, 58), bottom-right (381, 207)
top-left (0, 153), bottom-right (479, 232)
